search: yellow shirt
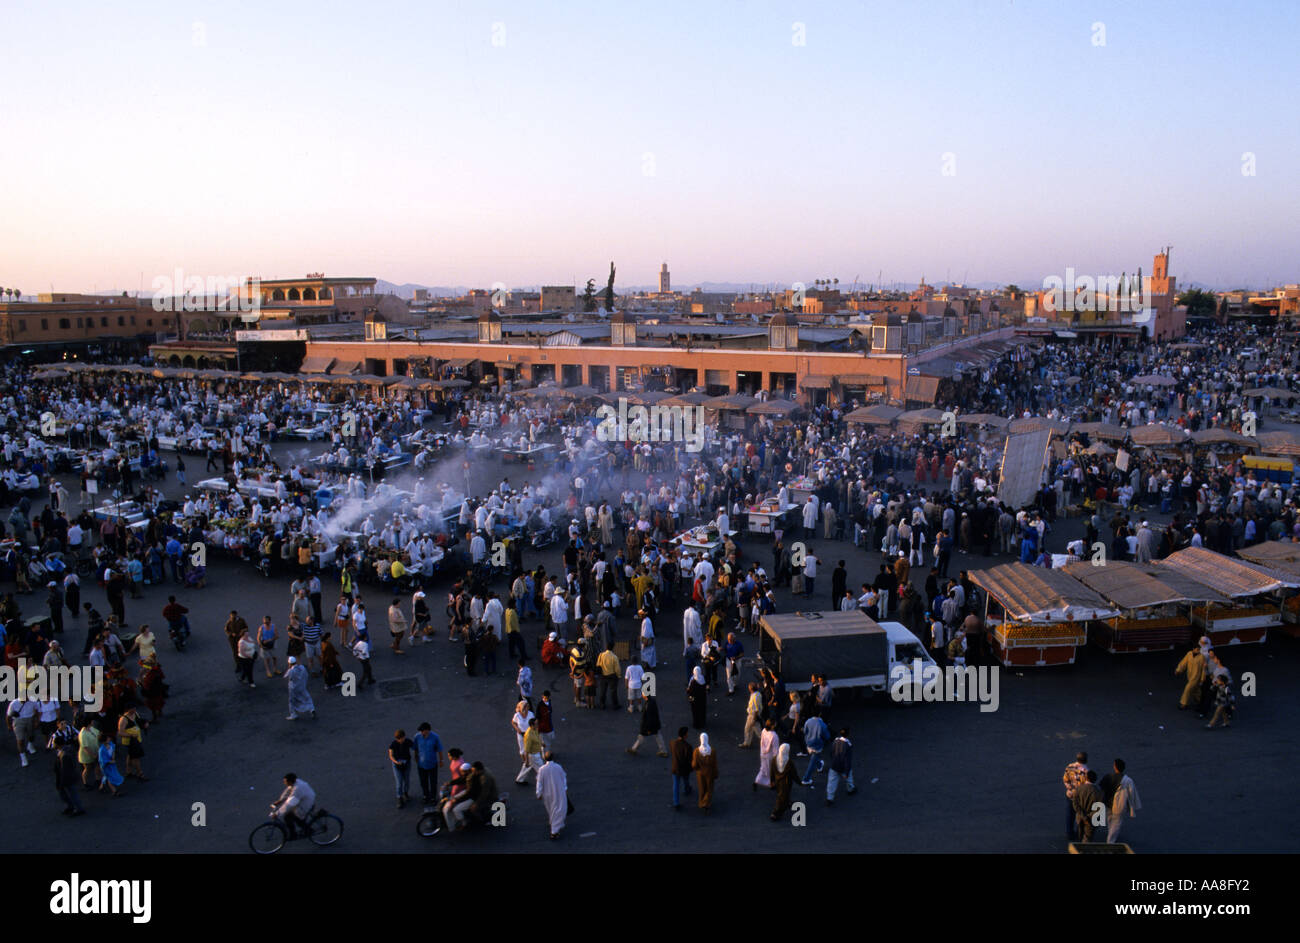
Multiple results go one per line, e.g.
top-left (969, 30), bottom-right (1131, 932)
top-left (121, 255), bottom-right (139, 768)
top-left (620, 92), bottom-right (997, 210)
top-left (391, 560), bottom-right (407, 579)
top-left (504, 608), bottom-right (520, 635)
top-left (597, 649), bottom-right (620, 677)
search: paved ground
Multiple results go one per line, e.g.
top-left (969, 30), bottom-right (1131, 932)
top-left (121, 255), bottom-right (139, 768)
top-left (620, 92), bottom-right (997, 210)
top-left (4, 437), bottom-right (1297, 854)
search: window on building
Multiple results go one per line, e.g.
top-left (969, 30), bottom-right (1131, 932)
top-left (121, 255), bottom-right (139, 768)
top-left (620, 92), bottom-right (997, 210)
top-left (147, 319), bottom-right (153, 327)
top-left (60, 319), bottom-right (71, 329)
top-left (17, 320), bottom-right (26, 333)
top-left (101, 317), bottom-right (109, 327)
top-left (76, 318), bottom-right (83, 328)
top-left (131, 316), bottom-right (136, 325)
top-left (41, 319), bottom-right (49, 330)
top-left (118, 316), bottom-right (125, 326)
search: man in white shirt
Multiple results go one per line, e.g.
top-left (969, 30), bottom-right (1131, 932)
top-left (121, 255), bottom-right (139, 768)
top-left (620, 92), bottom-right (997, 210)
top-left (803, 551), bottom-right (819, 598)
top-left (682, 604), bottom-right (702, 657)
top-left (549, 589), bottom-right (569, 642)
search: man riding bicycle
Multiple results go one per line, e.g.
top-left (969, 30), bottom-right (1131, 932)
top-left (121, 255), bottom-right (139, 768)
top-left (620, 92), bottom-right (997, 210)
top-left (271, 772), bottom-right (316, 838)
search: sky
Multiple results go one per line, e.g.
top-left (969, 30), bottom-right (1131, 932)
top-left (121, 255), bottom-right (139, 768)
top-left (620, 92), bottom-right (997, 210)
top-left (1, 0), bottom-right (1297, 295)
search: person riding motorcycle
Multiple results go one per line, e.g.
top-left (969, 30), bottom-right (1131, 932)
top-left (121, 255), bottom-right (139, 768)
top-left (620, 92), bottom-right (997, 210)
top-left (441, 761), bottom-right (497, 832)
top-left (271, 772), bottom-right (316, 837)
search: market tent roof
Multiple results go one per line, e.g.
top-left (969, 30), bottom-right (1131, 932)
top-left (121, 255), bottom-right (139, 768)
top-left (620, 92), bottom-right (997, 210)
top-left (353, 374), bottom-right (388, 386)
top-left (704, 394), bottom-right (758, 411)
top-left (1254, 430), bottom-right (1300, 456)
top-left (622, 390), bottom-right (673, 406)
top-left (332, 360), bottom-right (362, 375)
top-left (429, 378), bottom-right (471, 389)
top-left (1189, 427), bottom-right (1255, 448)
top-left (836, 373), bottom-right (885, 387)
top-left (1061, 561), bottom-right (1186, 609)
top-left (1131, 374), bottom-right (1178, 387)
top-left (845, 404), bottom-right (902, 425)
top-left (1123, 562), bottom-right (1229, 605)
top-left (1084, 441), bottom-right (1116, 456)
top-left (903, 375), bottom-right (940, 403)
top-left (1155, 547), bottom-right (1300, 596)
top-left (748, 400), bottom-right (801, 417)
top-left (662, 391), bottom-right (711, 406)
top-left (1237, 542), bottom-right (1300, 580)
top-left (955, 412), bottom-right (1009, 429)
top-left (799, 374), bottom-right (833, 390)
top-left (442, 357), bottom-right (480, 370)
top-left (1243, 386), bottom-right (1300, 400)
top-left (1071, 421), bottom-right (1128, 442)
top-left (1129, 424), bottom-right (1188, 447)
top-left (298, 356), bottom-right (336, 374)
top-left (967, 563), bottom-right (1118, 622)
top-left (1007, 416), bottom-right (1070, 436)
top-left (896, 408), bottom-right (948, 425)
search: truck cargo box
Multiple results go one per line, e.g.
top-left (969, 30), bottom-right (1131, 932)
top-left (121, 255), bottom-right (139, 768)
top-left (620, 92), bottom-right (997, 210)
top-left (758, 610), bottom-right (888, 687)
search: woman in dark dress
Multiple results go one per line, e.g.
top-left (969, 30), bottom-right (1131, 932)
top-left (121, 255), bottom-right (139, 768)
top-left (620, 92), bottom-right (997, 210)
top-left (687, 666), bottom-right (708, 730)
top-left (320, 632), bottom-right (343, 688)
top-left (770, 742), bottom-right (794, 821)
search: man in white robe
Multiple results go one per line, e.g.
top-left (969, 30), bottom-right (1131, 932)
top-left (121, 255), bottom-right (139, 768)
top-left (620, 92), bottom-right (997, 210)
top-left (535, 752), bottom-right (567, 839)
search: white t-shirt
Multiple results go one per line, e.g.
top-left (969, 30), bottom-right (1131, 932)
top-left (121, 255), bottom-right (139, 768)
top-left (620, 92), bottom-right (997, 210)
top-left (624, 664), bottom-right (645, 690)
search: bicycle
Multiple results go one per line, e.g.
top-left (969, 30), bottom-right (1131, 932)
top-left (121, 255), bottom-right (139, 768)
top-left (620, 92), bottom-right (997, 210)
top-left (248, 806), bottom-right (344, 854)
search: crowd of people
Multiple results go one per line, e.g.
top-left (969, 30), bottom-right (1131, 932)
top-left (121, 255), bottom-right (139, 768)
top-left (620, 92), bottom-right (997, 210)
top-left (3, 320), bottom-right (1296, 843)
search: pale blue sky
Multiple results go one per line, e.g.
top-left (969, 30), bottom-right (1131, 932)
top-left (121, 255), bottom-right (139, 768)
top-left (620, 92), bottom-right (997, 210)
top-left (2, 0), bottom-right (1296, 293)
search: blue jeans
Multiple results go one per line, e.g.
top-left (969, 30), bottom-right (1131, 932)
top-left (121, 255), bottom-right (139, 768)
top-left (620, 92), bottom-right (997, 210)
top-left (672, 774), bottom-right (691, 807)
top-left (827, 768), bottom-right (855, 800)
top-left (801, 750), bottom-right (824, 783)
top-left (393, 762), bottom-right (411, 798)
top-left (805, 577), bottom-right (815, 598)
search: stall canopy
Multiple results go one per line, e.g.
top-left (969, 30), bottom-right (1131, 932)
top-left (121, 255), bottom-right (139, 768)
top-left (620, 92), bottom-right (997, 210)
top-left (1232, 543), bottom-right (1300, 582)
top-left (1155, 547), bottom-right (1300, 597)
top-left (332, 360), bottom-right (362, 376)
top-left (1061, 561), bottom-right (1187, 610)
top-left (836, 374), bottom-right (884, 388)
top-left (298, 356), bottom-right (336, 374)
top-left (968, 563), bottom-right (1118, 622)
top-left (1130, 424), bottom-right (1188, 447)
top-left (1254, 431), bottom-right (1300, 457)
top-left (844, 403), bottom-right (902, 425)
top-left (800, 375), bottom-right (833, 390)
top-left (1072, 421), bottom-right (1128, 442)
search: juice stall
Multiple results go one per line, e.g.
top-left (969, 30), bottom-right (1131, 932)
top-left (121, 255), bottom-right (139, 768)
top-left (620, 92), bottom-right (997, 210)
top-left (968, 563), bottom-right (1117, 667)
top-left (1155, 547), bottom-right (1297, 647)
top-left (1062, 560), bottom-right (1213, 654)
top-left (1235, 541), bottom-right (1300, 638)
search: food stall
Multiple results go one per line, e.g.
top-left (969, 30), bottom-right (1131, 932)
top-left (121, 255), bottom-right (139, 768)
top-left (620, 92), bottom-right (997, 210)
top-left (1062, 561), bottom-right (1217, 654)
top-left (785, 475), bottom-right (818, 506)
top-left (968, 563), bottom-right (1117, 667)
top-left (670, 524), bottom-right (737, 556)
top-left (1235, 542), bottom-right (1300, 638)
top-left (744, 498), bottom-right (793, 536)
top-left (1155, 547), bottom-right (1296, 647)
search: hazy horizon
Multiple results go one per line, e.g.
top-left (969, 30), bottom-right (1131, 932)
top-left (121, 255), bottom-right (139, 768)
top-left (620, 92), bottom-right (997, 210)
top-left (2, 0), bottom-right (1296, 294)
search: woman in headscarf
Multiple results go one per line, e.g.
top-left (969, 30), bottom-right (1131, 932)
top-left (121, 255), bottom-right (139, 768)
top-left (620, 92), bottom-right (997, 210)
top-left (755, 718), bottom-right (778, 791)
top-left (769, 743), bottom-right (794, 821)
top-left (687, 665), bottom-right (708, 730)
top-left (285, 656), bottom-right (316, 720)
top-left (691, 732), bottom-right (718, 813)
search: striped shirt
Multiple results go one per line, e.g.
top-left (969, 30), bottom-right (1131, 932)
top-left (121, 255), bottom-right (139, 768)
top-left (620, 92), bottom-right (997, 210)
top-left (302, 622), bottom-right (322, 645)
